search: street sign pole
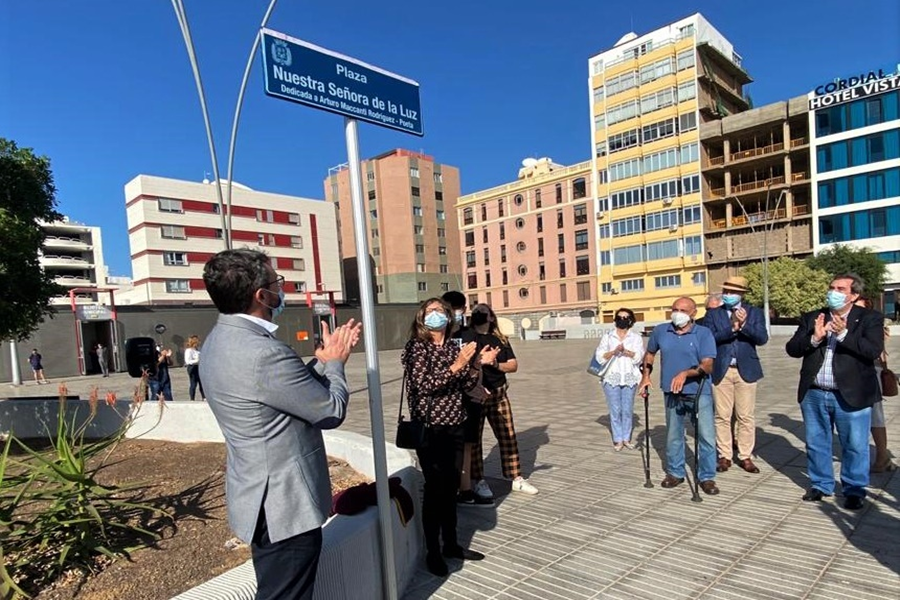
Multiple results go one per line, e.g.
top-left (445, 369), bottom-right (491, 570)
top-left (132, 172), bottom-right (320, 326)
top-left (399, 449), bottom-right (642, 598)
top-left (345, 117), bottom-right (397, 600)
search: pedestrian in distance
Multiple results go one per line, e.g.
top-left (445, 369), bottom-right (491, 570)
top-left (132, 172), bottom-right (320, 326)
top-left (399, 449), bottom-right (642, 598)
top-left (29, 349), bottom-right (48, 384)
top-left (594, 308), bottom-right (644, 451)
top-left (96, 343), bottom-right (110, 377)
top-left (184, 335), bottom-right (205, 401)
top-left (786, 273), bottom-right (884, 510)
top-left (200, 248), bottom-right (362, 600)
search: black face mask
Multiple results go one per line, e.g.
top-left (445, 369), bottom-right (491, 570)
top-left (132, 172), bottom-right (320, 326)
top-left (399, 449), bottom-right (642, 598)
top-left (471, 312), bottom-right (490, 326)
top-left (614, 317), bottom-right (633, 329)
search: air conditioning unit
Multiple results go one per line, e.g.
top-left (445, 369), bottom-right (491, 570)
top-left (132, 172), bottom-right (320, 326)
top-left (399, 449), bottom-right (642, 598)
top-left (669, 224), bottom-right (679, 232)
top-left (663, 197), bottom-right (674, 206)
top-left (596, 211), bottom-right (605, 219)
top-left (610, 288), bottom-right (619, 295)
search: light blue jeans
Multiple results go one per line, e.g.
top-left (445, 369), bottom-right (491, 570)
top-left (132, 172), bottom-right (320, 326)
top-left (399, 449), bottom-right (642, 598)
top-left (800, 388), bottom-right (871, 498)
top-left (603, 383), bottom-right (636, 443)
top-left (664, 392), bottom-right (716, 482)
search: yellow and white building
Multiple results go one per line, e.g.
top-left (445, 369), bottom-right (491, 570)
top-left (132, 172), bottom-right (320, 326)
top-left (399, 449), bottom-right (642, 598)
top-left (588, 13), bottom-right (751, 322)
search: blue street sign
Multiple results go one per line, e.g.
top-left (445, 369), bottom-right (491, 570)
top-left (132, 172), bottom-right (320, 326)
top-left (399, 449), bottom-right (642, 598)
top-left (261, 29), bottom-right (423, 136)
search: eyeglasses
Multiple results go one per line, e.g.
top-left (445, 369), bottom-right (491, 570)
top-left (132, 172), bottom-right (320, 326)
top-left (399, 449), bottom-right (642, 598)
top-left (264, 275), bottom-right (285, 289)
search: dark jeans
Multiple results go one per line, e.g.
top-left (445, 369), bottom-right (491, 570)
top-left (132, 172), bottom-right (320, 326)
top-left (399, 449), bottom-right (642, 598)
top-left (186, 365), bottom-right (204, 400)
top-left (416, 424), bottom-right (464, 555)
top-left (149, 377), bottom-right (173, 401)
top-left (251, 507), bottom-right (322, 600)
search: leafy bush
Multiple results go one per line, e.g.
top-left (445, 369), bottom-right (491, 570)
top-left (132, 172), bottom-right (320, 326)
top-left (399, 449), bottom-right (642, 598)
top-left (0, 376), bottom-right (167, 598)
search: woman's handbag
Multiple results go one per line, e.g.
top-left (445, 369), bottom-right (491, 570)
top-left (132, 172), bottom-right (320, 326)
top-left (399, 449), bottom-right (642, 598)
top-left (587, 354), bottom-right (613, 379)
top-left (881, 365), bottom-right (898, 398)
top-left (395, 360), bottom-right (431, 449)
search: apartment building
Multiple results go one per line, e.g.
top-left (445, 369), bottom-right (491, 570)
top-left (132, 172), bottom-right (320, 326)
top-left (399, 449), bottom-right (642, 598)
top-left (456, 158), bottom-right (597, 325)
top-left (700, 96), bottom-right (813, 289)
top-left (40, 218), bottom-right (109, 306)
top-left (589, 13), bottom-right (751, 321)
top-left (810, 66), bottom-right (900, 316)
top-left (123, 175), bottom-right (342, 305)
top-left (325, 149), bottom-right (462, 304)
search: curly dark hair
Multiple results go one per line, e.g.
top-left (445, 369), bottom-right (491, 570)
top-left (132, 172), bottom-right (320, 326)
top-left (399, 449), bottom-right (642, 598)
top-left (408, 298), bottom-right (453, 342)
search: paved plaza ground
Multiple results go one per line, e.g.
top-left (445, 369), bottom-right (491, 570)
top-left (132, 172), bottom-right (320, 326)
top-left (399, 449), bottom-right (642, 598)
top-left (5, 333), bottom-right (899, 599)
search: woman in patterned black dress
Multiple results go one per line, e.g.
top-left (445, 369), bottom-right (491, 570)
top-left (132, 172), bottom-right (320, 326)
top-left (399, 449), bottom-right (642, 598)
top-left (402, 297), bottom-right (498, 576)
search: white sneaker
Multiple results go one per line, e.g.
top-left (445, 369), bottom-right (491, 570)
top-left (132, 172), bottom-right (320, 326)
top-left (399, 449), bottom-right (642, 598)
top-left (511, 477), bottom-right (539, 495)
top-left (473, 479), bottom-right (494, 500)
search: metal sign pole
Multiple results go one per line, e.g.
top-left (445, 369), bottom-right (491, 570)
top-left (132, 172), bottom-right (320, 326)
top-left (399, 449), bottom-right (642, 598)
top-left (344, 116), bottom-right (398, 600)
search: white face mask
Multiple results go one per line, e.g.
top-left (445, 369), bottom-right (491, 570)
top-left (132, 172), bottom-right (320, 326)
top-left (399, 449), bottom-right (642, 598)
top-left (671, 312), bottom-right (691, 328)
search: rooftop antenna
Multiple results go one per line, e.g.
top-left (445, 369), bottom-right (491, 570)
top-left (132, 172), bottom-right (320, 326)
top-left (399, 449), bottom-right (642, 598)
top-left (202, 171), bottom-right (211, 184)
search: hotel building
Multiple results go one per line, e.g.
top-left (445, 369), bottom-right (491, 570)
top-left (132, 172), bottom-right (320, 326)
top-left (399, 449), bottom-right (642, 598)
top-left (810, 67), bottom-right (900, 316)
top-left (589, 13), bottom-right (751, 321)
top-left (700, 95), bottom-right (813, 290)
top-left (40, 218), bottom-right (109, 306)
top-left (455, 157), bottom-right (597, 325)
top-left (325, 149), bottom-right (462, 304)
top-left (124, 175), bottom-right (342, 305)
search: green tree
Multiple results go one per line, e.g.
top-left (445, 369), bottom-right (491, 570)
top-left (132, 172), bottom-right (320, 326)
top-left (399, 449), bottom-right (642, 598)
top-left (0, 139), bottom-right (63, 341)
top-left (742, 257), bottom-right (832, 318)
top-left (806, 244), bottom-right (888, 300)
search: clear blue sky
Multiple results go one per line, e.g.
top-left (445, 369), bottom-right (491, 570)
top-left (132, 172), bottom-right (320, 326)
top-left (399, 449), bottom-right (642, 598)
top-left (2, 1), bottom-right (898, 277)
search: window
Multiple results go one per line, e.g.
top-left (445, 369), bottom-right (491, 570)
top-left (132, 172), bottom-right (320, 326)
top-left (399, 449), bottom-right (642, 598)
top-left (376, 284), bottom-right (384, 294)
top-left (558, 233), bottom-right (565, 253)
top-left (574, 204), bottom-right (588, 225)
top-left (163, 252), bottom-right (187, 266)
top-left (438, 246), bottom-right (447, 255)
top-left (639, 57), bottom-right (673, 84)
top-left (367, 171), bottom-right (375, 181)
top-left (370, 209), bottom-right (378, 219)
top-left (498, 199), bottom-right (505, 217)
top-left (500, 223), bottom-right (506, 240)
top-left (609, 157), bottom-right (641, 182)
top-left (613, 244), bottom-right (643, 265)
top-left (437, 228), bottom-right (446, 238)
top-left (514, 194), bottom-right (524, 206)
top-left (575, 229), bottom-right (589, 250)
top-left (641, 87), bottom-right (675, 115)
top-left (607, 98), bottom-right (640, 125)
top-left (469, 294), bottom-right (478, 307)
top-left (605, 70), bottom-right (637, 97)
top-left (410, 167), bottom-right (420, 178)
top-left (644, 209), bottom-right (678, 232)
top-left (677, 49), bottom-right (695, 70)
top-left (692, 271), bottom-right (706, 286)
top-left (417, 281), bottom-right (427, 291)
top-left (682, 205), bottom-right (701, 225)
top-left (594, 115), bottom-right (606, 132)
top-left (679, 111), bottom-right (697, 132)
top-left (466, 251), bottom-right (476, 268)
top-left (600, 251), bottom-right (610, 265)
top-left (502, 268), bottom-right (508, 285)
top-left (646, 239), bottom-right (679, 261)
top-left (440, 282), bottom-right (450, 292)
top-left (684, 235), bottom-right (703, 256)
top-left (368, 190), bottom-right (376, 200)
top-left (412, 206), bottom-right (423, 217)
top-left (437, 210), bottom-right (445, 220)
top-left (555, 183), bottom-right (563, 203)
top-left (486, 292), bottom-right (492, 306)
top-left (644, 179), bottom-right (678, 203)
top-left (576, 256), bottom-right (590, 275)
top-left (677, 80), bottom-right (696, 102)
top-left (817, 167), bottom-right (900, 207)
top-left (681, 174), bottom-right (701, 195)
top-left (288, 213), bottom-right (301, 224)
top-left (680, 142), bottom-right (699, 164)
top-left (679, 23), bottom-right (695, 38)
top-left (613, 216), bottom-right (642, 237)
top-left (165, 279), bottom-right (191, 293)
top-left (817, 130), bottom-right (900, 172)
top-left (597, 169), bottom-right (608, 184)
top-left (500, 245), bottom-right (507, 263)
top-left (654, 275), bottom-right (681, 289)
top-left (519, 287), bottom-right (529, 299)
top-left (815, 91), bottom-right (900, 136)
top-left (611, 187), bottom-right (643, 209)
top-left (620, 278), bottom-right (644, 292)
top-left (559, 258), bottom-right (567, 278)
top-left (560, 283), bottom-right (567, 303)
top-left (161, 225), bottom-right (185, 239)
top-left (434, 172), bottom-right (443, 183)
top-left (416, 263), bottom-right (426, 273)
top-left (539, 263), bottom-right (546, 280)
top-left (411, 186), bottom-right (420, 197)
top-left (537, 215), bottom-right (543, 233)
top-left (463, 208), bottom-right (473, 225)
top-left (595, 141), bottom-right (607, 157)
top-left (440, 265), bottom-right (449, 273)
top-left (540, 285), bottom-right (547, 304)
top-left (158, 198), bottom-right (183, 213)
top-left (415, 244), bottom-right (425, 253)
top-left (642, 117), bottom-right (677, 144)
top-left (516, 241), bottom-right (527, 252)
top-left (593, 85), bottom-right (605, 104)
top-left (481, 204), bottom-right (487, 221)
top-left (503, 290), bottom-right (509, 307)
top-left (467, 273), bottom-right (478, 288)
top-left (608, 128), bottom-right (640, 154)
top-left (535, 189), bottom-right (542, 208)
top-left (436, 191), bottom-right (443, 201)
top-left (538, 238), bottom-right (544, 257)
top-left (482, 228), bottom-right (488, 243)
top-left (557, 210), bottom-right (564, 228)
top-left (293, 259), bottom-right (306, 271)
top-left (256, 209), bottom-right (274, 222)
top-left (484, 247), bottom-right (490, 265)
top-left (602, 282), bottom-right (613, 294)
top-left (465, 231), bottom-right (475, 246)
top-left (414, 226), bottom-right (424, 235)
top-left (372, 247), bottom-right (380, 256)
top-left (643, 147), bottom-right (679, 174)
top-left (485, 271), bottom-right (492, 287)
top-left (577, 281), bottom-right (591, 301)
top-left (516, 217), bottom-right (525, 230)
top-left (572, 178), bottom-right (587, 199)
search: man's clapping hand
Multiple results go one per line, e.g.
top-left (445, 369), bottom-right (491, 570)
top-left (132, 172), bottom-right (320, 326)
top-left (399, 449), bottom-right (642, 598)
top-left (316, 319), bottom-right (363, 364)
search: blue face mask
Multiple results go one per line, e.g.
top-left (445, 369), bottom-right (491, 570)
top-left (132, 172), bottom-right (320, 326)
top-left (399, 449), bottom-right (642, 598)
top-left (424, 311), bottom-right (449, 331)
top-left (722, 293), bottom-right (741, 308)
top-left (262, 288), bottom-right (286, 319)
top-left (826, 290), bottom-right (847, 311)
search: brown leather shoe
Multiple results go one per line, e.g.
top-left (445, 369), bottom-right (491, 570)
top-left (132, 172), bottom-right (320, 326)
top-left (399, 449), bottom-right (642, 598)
top-left (737, 459), bottom-right (760, 474)
top-left (660, 475), bottom-right (685, 488)
top-left (716, 457), bottom-right (732, 472)
top-left (699, 480), bottom-right (720, 495)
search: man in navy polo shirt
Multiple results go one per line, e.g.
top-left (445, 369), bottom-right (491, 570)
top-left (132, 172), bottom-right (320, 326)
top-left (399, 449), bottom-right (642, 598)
top-left (639, 296), bottom-right (719, 494)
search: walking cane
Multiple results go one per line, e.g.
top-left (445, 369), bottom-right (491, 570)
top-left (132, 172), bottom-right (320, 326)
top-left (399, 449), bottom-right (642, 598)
top-left (687, 378), bottom-right (708, 504)
top-left (640, 387), bottom-right (653, 488)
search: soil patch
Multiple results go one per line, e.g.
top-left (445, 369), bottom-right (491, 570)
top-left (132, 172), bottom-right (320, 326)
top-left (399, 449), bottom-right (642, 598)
top-left (26, 439), bottom-right (370, 600)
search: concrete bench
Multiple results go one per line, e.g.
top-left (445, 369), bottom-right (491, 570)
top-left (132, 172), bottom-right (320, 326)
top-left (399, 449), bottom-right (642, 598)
top-left (539, 330), bottom-right (566, 340)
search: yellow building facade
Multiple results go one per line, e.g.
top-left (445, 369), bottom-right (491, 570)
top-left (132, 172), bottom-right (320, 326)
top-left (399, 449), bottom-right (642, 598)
top-left (589, 14), bottom-right (751, 322)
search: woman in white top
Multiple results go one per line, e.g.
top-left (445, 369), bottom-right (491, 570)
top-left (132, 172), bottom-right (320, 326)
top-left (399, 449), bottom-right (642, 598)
top-left (594, 308), bottom-right (644, 450)
top-left (184, 335), bottom-right (205, 401)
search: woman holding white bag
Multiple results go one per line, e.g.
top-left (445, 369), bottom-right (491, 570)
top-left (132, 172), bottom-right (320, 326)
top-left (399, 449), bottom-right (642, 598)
top-left (594, 308), bottom-right (644, 451)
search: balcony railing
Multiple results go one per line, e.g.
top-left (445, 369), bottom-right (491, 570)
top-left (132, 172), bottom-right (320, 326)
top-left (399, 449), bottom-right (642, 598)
top-left (708, 204), bottom-right (811, 230)
top-left (732, 176), bottom-right (785, 193)
top-left (709, 186), bottom-right (726, 198)
top-left (729, 142), bottom-right (784, 162)
top-left (791, 171), bottom-right (809, 182)
top-left (793, 204), bottom-right (811, 216)
top-left (790, 137), bottom-right (809, 148)
top-left (708, 155), bottom-right (725, 166)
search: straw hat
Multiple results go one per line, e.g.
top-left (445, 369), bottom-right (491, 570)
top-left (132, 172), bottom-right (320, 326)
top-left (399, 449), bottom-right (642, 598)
top-left (721, 276), bottom-right (750, 293)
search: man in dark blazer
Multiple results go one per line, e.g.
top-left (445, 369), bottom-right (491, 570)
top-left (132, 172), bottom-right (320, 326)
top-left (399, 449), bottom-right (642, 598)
top-left (786, 273), bottom-right (884, 510)
top-left (705, 276), bottom-right (768, 474)
top-left (201, 249), bottom-right (362, 600)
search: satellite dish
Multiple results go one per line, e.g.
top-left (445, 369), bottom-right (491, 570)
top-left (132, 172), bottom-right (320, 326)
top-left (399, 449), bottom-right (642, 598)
top-left (521, 158), bottom-right (538, 168)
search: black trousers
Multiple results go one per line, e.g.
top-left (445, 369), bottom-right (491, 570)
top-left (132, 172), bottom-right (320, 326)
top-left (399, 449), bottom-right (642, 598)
top-left (416, 424), bottom-right (464, 555)
top-left (186, 364), bottom-right (204, 400)
top-left (251, 507), bottom-right (322, 600)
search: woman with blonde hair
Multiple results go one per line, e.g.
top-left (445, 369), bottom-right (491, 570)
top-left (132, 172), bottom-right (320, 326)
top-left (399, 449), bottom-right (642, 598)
top-left (184, 335), bottom-right (205, 401)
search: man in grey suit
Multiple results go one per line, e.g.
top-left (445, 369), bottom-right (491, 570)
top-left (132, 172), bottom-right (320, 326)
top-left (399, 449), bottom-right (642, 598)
top-left (201, 249), bottom-right (362, 600)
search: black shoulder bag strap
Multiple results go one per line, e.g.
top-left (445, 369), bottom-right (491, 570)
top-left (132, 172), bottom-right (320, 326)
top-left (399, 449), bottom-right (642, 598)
top-left (398, 349), bottom-right (433, 425)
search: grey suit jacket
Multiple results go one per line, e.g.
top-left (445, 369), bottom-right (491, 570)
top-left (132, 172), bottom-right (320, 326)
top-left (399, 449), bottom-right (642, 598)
top-left (200, 314), bottom-right (350, 544)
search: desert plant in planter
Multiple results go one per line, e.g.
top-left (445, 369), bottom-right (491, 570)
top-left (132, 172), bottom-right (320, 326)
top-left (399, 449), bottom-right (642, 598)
top-left (0, 375), bottom-right (168, 599)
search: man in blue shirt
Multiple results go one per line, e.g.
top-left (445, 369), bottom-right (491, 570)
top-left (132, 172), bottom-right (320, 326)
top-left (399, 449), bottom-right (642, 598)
top-left (639, 296), bottom-right (719, 494)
